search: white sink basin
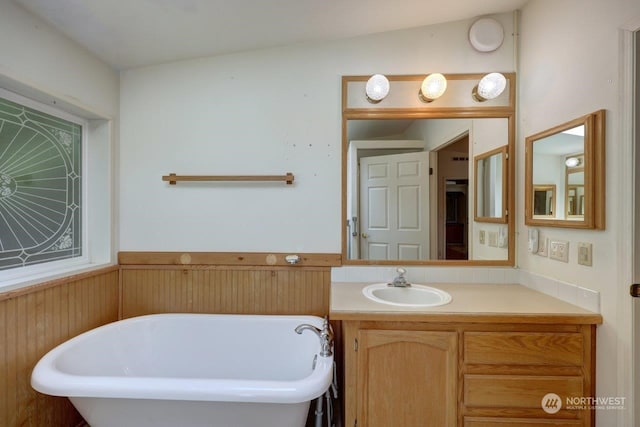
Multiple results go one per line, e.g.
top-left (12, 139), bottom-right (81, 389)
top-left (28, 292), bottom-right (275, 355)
top-left (362, 283), bottom-right (452, 307)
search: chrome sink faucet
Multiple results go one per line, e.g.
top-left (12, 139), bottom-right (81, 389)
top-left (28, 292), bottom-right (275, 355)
top-left (295, 317), bottom-right (334, 357)
top-left (388, 267), bottom-right (411, 287)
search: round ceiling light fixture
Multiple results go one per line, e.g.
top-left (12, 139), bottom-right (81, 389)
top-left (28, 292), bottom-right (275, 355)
top-left (565, 157), bottom-right (582, 168)
top-left (469, 17), bottom-right (504, 52)
top-left (365, 74), bottom-right (390, 103)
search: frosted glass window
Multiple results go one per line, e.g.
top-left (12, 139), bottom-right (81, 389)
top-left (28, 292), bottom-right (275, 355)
top-left (0, 96), bottom-right (82, 270)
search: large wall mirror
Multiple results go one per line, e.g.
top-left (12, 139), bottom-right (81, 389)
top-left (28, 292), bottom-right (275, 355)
top-left (525, 110), bottom-right (605, 229)
top-left (342, 74), bottom-right (515, 266)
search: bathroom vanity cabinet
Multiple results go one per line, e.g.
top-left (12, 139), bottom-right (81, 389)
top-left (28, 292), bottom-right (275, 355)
top-left (330, 283), bottom-right (602, 427)
top-left (344, 324), bottom-right (458, 426)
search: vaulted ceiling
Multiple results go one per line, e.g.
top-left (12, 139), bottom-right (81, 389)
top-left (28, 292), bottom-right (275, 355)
top-left (13, 0), bottom-right (528, 70)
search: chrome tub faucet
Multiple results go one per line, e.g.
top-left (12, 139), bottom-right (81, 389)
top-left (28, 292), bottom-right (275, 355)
top-left (295, 317), bottom-right (334, 357)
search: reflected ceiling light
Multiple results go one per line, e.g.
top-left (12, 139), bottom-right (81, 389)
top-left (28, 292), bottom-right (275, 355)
top-left (419, 73), bottom-right (447, 103)
top-left (472, 72), bottom-right (507, 102)
top-left (365, 74), bottom-right (390, 103)
top-left (565, 157), bottom-right (582, 168)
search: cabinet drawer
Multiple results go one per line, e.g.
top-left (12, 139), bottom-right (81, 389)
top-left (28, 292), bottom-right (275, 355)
top-left (465, 418), bottom-right (583, 427)
top-left (464, 332), bottom-right (583, 365)
top-left (464, 375), bottom-right (583, 408)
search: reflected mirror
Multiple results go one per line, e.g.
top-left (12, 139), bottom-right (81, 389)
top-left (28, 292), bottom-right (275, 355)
top-left (532, 185), bottom-right (556, 217)
top-left (474, 146), bottom-right (507, 223)
top-left (525, 110), bottom-right (605, 229)
top-left (342, 74), bottom-right (515, 265)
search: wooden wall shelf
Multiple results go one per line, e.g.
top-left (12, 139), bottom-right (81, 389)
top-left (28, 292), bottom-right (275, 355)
top-left (162, 172), bottom-right (295, 185)
top-left (118, 251), bottom-right (342, 267)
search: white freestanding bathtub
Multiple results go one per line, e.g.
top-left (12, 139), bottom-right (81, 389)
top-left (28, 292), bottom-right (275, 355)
top-left (31, 313), bottom-right (334, 427)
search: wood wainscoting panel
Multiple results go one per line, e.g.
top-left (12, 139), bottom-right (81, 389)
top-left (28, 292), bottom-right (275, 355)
top-left (120, 266), bottom-right (331, 318)
top-left (0, 267), bottom-right (119, 427)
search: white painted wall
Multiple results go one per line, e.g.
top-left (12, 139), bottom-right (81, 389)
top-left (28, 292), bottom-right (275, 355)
top-left (519, 0), bottom-right (640, 425)
top-left (0, 1), bottom-right (118, 119)
top-left (119, 13), bottom-right (516, 252)
top-left (405, 118), bottom-right (472, 151)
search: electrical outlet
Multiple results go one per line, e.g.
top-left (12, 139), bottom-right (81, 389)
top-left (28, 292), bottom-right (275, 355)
top-left (479, 230), bottom-right (486, 244)
top-left (577, 242), bottom-right (593, 266)
top-left (488, 231), bottom-right (498, 247)
top-left (537, 237), bottom-right (549, 257)
top-left (549, 239), bottom-right (569, 262)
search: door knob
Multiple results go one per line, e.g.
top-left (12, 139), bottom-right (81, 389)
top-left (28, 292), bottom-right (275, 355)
top-left (631, 284), bottom-right (640, 298)
top-left (361, 233), bottom-right (369, 239)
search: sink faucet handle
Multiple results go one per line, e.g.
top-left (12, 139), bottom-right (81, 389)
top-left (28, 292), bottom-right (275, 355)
top-left (389, 267), bottom-right (410, 287)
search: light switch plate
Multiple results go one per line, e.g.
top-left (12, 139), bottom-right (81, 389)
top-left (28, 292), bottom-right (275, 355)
top-left (537, 237), bottom-right (549, 257)
top-left (577, 242), bottom-right (593, 266)
top-left (479, 230), bottom-right (486, 245)
top-left (549, 239), bottom-right (569, 262)
top-left (488, 231), bottom-right (498, 247)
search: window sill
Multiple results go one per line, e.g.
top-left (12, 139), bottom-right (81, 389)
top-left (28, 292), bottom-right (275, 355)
top-left (0, 262), bottom-right (117, 297)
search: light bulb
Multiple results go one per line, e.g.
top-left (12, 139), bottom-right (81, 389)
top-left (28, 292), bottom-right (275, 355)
top-left (419, 73), bottom-right (447, 102)
top-left (473, 72), bottom-right (507, 101)
top-left (565, 157), bottom-right (581, 168)
top-left (365, 74), bottom-right (390, 103)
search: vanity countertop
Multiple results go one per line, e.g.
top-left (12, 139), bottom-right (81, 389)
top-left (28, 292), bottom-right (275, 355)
top-left (330, 282), bottom-right (603, 324)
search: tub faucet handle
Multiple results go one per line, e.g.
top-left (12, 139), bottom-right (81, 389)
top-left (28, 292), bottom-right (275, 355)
top-left (285, 255), bottom-right (301, 264)
top-left (295, 317), bottom-right (334, 357)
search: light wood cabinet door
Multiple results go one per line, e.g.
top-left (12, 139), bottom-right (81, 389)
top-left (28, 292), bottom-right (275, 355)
top-left (356, 329), bottom-right (458, 427)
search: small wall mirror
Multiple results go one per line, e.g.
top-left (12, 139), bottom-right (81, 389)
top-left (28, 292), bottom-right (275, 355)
top-left (525, 110), bottom-right (605, 229)
top-left (532, 185), bottom-right (556, 216)
top-left (474, 146), bottom-right (507, 223)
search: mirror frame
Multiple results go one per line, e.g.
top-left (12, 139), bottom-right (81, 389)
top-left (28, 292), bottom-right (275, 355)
top-left (341, 74), bottom-right (516, 266)
top-left (474, 145), bottom-right (508, 223)
top-left (524, 110), bottom-right (605, 229)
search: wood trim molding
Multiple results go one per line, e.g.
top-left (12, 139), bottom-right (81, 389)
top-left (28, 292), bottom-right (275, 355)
top-left (330, 311), bottom-right (603, 325)
top-left (118, 251), bottom-right (342, 267)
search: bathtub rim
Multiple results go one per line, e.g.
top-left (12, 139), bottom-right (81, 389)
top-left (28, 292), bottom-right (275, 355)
top-left (31, 313), bottom-right (334, 404)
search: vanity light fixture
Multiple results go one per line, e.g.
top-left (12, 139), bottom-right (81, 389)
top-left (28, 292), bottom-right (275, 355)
top-left (472, 72), bottom-right (507, 102)
top-left (365, 74), bottom-right (390, 103)
top-left (419, 73), bottom-right (447, 103)
top-left (565, 157), bottom-right (582, 168)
